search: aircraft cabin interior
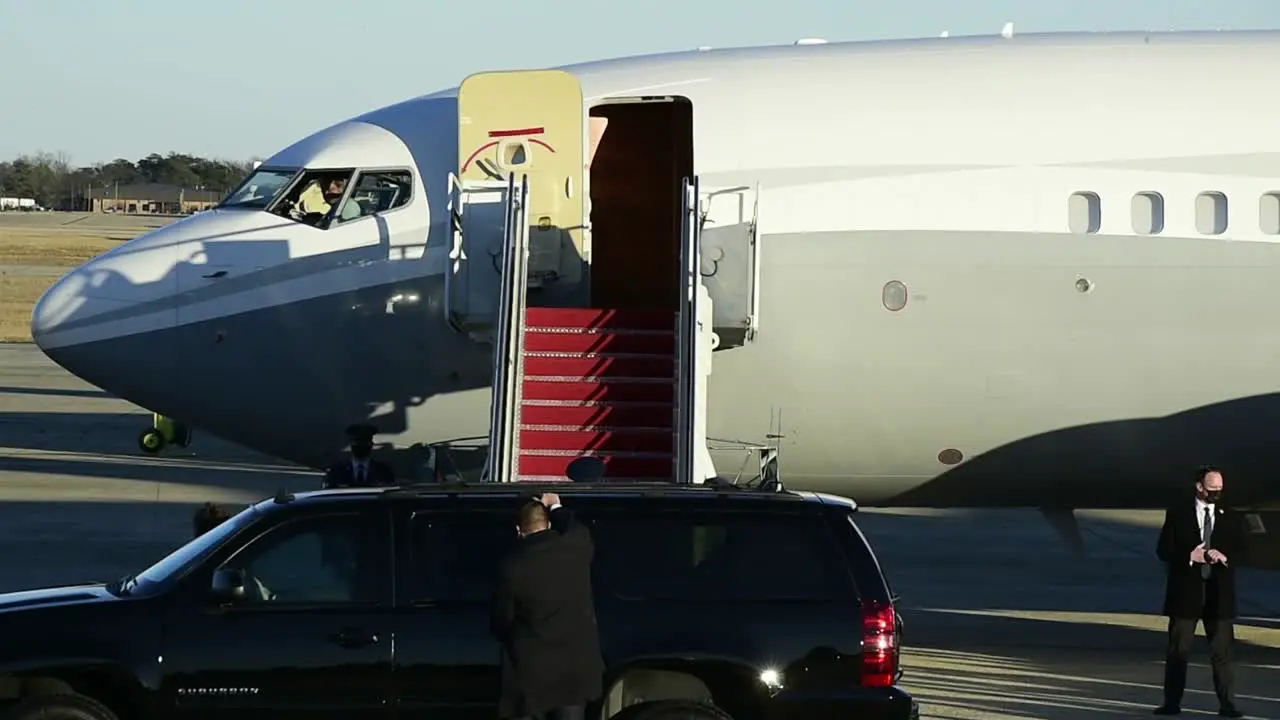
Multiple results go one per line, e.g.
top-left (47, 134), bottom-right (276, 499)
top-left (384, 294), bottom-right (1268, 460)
top-left (586, 97), bottom-right (693, 312)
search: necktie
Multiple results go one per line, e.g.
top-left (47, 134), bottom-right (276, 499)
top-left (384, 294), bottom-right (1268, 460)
top-left (1201, 506), bottom-right (1213, 580)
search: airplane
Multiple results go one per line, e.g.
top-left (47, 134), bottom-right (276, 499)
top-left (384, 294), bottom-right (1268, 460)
top-left (28, 30), bottom-right (1280, 535)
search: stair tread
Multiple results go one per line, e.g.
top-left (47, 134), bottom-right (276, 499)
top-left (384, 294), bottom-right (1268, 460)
top-left (525, 307), bottom-right (675, 332)
top-left (520, 402), bottom-right (675, 429)
top-left (520, 423), bottom-right (673, 429)
top-left (520, 427), bottom-right (674, 454)
top-left (518, 448), bottom-right (674, 457)
top-left (523, 355), bottom-right (675, 379)
top-left (513, 475), bottom-right (673, 483)
top-left (523, 380), bottom-right (676, 403)
top-left (523, 351), bottom-right (675, 359)
top-left (520, 399), bottom-right (674, 406)
top-left (519, 453), bottom-right (675, 481)
top-left (525, 327), bottom-right (675, 335)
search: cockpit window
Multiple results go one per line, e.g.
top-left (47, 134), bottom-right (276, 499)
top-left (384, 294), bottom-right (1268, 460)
top-left (220, 168), bottom-right (298, 210)
top-left (268, 168), bottom-right (356, 229)
top-left (331, 170), bottom-right (414, 226)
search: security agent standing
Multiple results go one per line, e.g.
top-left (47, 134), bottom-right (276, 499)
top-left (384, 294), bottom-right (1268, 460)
top-left (1154, 466), bottom-right (1246, 718)
top-left (322, 424), bottom-right (396, 489)
top-left (491, 492), bottom-right (604, 720)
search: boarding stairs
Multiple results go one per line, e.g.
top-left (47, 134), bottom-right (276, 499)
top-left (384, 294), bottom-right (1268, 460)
top-left (448, 172), bottom-right (715, 483)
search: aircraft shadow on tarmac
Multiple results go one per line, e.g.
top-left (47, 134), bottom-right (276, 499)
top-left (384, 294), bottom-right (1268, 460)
top-left (0, 410), bottom-right (294, 461)
top-left (0, 385), bottom-right (113, 399)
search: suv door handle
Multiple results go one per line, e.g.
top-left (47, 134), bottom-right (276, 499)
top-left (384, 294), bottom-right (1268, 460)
top-left (329, 627), bottom-right (380, 649)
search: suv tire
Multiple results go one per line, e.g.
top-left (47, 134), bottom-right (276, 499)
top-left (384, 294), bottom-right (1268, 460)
top-left (1, 693), bottom-right (118, 720)
top-left (613, 699), bottom-right (734, 720)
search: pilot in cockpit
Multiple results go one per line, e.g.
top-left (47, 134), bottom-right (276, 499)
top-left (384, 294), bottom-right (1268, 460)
top-left (291, 176), bottom-right (346, 221)
top-left (286, 174), bottom-right (365, 226)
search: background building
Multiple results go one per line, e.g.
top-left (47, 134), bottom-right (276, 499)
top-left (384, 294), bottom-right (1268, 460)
top-left (83, 184), bottom-right (222, 214)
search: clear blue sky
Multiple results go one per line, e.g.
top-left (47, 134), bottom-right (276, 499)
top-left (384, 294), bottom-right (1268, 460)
top-left (1, 0), bottom-right (1276, 167)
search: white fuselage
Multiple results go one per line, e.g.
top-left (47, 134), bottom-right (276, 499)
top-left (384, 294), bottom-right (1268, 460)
top-left (31, 31), bottom-right (1280, 507)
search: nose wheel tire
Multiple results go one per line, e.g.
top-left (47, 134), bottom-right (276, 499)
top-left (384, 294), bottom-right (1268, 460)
top-left (138, 428), bottom-right (166, 454)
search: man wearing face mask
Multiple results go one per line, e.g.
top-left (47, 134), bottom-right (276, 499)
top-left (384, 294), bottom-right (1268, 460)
top-left (322, 424), bottom-right (396, 489)
top-left (1154, 466), bottom-right (1246, 718)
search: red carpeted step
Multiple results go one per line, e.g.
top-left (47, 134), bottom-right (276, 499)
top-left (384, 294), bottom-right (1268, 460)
top-left (518, 453), bottom-right (674, 480)
top-left (523, 330), bottom-right (676, 355)
top-left (526, 307), bottom-right (675, 331)
top-left (520, 402), bottom-right (674, 428)
top-left (523, 354), bottom-right (674, 379)
top-left (520, 428), bottom-right (674, 453)
top-left (523, 379), bottom-right (674, 404)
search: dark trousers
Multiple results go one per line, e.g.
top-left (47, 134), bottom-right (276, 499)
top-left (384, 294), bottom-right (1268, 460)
top-left (1162, 615), bottom-right (1235, 708)
top-left (519, 706), bottom-right (585, 720)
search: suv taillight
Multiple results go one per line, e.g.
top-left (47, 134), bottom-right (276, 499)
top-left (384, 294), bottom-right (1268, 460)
top-left (860, 599), bottom-right (898, 687)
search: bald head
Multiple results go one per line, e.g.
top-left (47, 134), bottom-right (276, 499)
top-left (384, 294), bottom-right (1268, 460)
top-left (517, 500), bottom-right (550, 537)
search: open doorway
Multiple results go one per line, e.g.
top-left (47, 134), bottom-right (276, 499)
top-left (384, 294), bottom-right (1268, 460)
top-left (587, 98), bottom-right (693, 311)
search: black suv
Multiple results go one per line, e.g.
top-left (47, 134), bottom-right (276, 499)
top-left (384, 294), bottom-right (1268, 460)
top-left (0, 483), bottom-right (916, 720)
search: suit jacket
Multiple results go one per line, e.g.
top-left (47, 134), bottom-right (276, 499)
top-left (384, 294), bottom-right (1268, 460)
top-left (491, 506), bottom-right (604, 718)
top-left (1156, 500), bottom-right (1245, 619)
top-left (321, 458), bottom-right (395, 489)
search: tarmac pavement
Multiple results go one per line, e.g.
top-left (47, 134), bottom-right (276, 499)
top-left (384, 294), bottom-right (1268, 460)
top-left (0, 342), bottom-right (1277, 718)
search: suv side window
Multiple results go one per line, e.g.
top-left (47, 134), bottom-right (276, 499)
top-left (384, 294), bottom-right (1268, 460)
top-left (407, 511), bottom-right (516, 602)
top-left (588, 508), bottom-right (855, 601)
top-left (219, 512), bottom-right (387, 606)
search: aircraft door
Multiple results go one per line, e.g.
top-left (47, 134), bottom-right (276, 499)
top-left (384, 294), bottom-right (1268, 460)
top-left (698, 184), bottom-right (761, 348)
top-left (454, 69), bottom-right (586, 306)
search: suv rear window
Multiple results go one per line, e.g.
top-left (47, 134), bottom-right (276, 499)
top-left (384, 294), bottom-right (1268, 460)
top-left (406, 504), bottom-right (854, 603)
top-left (589, 508), bottom-right (854, 601)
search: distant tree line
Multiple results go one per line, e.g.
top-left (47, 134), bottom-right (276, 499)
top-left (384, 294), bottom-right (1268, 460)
top-left (0, 151), bottom-right (261, 207)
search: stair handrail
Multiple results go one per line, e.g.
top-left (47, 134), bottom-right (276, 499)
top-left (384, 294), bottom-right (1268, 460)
top-left (483, 173), bottom-right (532, 483)
top-left (674, 177), bottom-right (703, 485)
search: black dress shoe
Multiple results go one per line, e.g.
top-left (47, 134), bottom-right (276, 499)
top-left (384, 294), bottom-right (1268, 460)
top-left (1218, 707), bottom-right (1243, 718)
top-left (1153, 705), bottom-right (1181, 715)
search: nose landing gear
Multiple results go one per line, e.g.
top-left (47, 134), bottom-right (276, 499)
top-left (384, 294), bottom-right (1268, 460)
top-left (137, 413), bottom-right (193, 455)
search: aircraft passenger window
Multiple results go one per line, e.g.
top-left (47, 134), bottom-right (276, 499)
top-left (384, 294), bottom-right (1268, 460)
top-left (1262, 193), bottom-right (1280, 235)
top-left (1131, 191), bottom-right (1165, 235)
top-left (331, 170), bottom-right (414, 225)
top-left (269, 168), bottom-right (356, 228)
top-left (1068, 192), bottom-right (1101, 234)
top-left (219, 513), bottom-right (385, 606)
top-left (1195, 192), bottom-right (1228, 235)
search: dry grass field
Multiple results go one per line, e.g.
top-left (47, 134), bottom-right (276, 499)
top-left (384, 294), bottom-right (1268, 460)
top-left (0, 212), bottom-right (178, 342)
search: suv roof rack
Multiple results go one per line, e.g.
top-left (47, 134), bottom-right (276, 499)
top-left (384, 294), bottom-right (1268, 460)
top-left (383, 478), bottom-right (796, 498)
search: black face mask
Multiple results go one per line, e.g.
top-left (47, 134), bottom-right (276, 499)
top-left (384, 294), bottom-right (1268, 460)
top-left (1203, 489), bottom-right (1222, 504)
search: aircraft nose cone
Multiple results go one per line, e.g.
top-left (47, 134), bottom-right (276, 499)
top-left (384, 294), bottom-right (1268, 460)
top-left (31, 267), bottom-right (85, 346)
top-left (31, 267), bottom-right (90, 360)
top-left (30, 264), bottom-right (127, 380)
top-left (30, 240), bottom-right (180, 401)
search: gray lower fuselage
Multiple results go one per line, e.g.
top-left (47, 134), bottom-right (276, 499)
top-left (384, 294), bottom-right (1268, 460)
top-left (43, 224), bottom-right (1280, 509)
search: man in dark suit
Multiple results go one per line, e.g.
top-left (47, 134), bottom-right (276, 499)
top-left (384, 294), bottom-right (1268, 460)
top-left (322, 424), bottom-right (396, 489)
top-left (1154, 466), bottom-right (1246, 718)
top-left (491, 493), bottom-right (604, 720)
